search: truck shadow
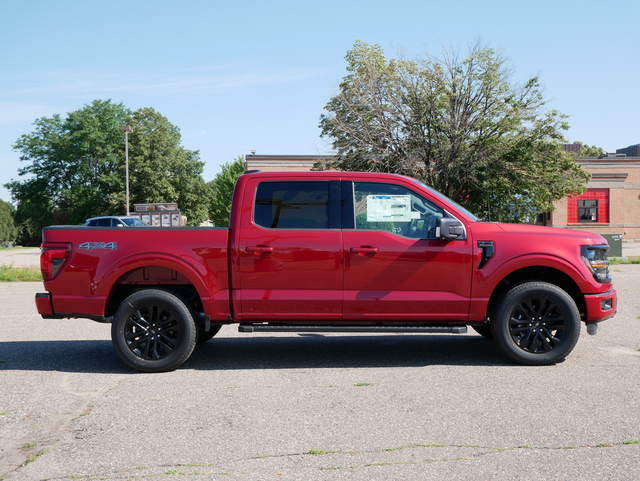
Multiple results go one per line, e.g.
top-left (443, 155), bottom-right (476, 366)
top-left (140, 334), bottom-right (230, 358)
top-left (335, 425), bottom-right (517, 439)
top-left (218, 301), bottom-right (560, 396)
top-left (188, 333), bottom-right (509, 370)
top-left (0, 333), bottom-right (510, 373)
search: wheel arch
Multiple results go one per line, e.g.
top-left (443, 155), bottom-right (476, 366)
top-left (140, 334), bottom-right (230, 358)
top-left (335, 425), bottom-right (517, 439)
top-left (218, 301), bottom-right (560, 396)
top-left (96, 255), bottom-right (218, 318)
top-left (487, 266), bottom-right (586, 321)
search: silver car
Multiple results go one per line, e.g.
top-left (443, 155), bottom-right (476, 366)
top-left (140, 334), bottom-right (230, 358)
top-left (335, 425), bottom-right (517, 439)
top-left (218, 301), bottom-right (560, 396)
top-left (84, 216), bottom-right (147, 227)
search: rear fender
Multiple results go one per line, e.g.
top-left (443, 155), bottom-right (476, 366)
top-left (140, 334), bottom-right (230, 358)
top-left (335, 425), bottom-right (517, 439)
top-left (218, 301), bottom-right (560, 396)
top-left (97, 254), bottom-right (229, 320)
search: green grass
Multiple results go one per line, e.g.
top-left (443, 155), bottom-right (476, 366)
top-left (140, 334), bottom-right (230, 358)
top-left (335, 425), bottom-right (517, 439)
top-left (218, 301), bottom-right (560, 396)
top-left (21, 450), bottom-right (47, 467)
top-left (308, 449), bottom-right (340, 455)
top-left (610, 256), bottom-right (640, 264)
top-left (0, 264), bottom-right (42, 282)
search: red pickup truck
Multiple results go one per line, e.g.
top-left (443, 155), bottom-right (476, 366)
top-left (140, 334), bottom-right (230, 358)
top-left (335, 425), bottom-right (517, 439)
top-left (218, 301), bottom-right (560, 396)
top-left (36, 171), bottom-right (617, 372)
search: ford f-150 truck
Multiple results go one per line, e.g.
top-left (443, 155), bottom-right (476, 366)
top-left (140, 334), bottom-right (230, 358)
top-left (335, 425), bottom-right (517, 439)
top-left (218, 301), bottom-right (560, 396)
top-left (36, 171), bottom-right (617, 372)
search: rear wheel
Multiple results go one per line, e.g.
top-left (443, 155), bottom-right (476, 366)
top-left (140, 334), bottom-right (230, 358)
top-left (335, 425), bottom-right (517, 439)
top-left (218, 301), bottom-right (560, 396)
top-left (111, 289), bottom-right (197, 372)
top-left (491, 282), bottom-right (581, 365)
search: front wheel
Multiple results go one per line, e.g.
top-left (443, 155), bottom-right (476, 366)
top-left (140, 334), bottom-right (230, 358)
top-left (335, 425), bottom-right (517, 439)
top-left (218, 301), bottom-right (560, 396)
top-left (491, 282), bottom-right (581, 365)
top-left (111, 289), bottom-right (197, 372)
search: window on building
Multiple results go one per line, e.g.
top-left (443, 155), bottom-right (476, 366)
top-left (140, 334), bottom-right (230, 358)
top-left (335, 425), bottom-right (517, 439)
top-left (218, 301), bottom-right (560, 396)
top-left (578, 199), bottom-right (598, 223)
top-left (254, 181), bottom-right (330, 229)
top-left (567, 188), bottom-right (609, 224)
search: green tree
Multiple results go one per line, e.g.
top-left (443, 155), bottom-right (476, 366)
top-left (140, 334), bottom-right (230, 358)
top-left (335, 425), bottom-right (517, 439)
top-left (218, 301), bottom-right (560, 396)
top-left (319, 40), bottom-right (590, 222)
top-left (5, 100), bottom-right (210, 244)
top-left (207, 156), bottom-right (245, 226)
top-left (127, 107), bottom-right (208, 226)
top-left (572, 142), bottom-right (605, 158)
top-left (6, 99), bottom-right (131, 244)
top-left (0, 200), bottom-right (18, 244)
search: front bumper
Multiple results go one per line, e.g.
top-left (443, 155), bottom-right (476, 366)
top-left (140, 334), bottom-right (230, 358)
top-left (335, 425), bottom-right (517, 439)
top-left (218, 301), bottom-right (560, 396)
top-left (584, 289), bottom-right (617, 323)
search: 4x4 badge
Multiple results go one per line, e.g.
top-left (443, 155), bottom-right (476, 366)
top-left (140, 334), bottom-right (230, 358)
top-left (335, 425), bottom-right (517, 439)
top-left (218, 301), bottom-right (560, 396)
top-left (79, 242), bottom-right (117, 251)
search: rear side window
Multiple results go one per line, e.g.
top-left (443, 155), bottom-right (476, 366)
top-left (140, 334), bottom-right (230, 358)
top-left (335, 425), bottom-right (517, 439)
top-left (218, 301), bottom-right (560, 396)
top-left (255, 182), bottom-right (330, 229)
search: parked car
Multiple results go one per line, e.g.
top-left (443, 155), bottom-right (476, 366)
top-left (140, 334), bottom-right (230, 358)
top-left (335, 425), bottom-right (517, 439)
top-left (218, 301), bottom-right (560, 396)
top-left (84, 216), bottom-right (147, 227)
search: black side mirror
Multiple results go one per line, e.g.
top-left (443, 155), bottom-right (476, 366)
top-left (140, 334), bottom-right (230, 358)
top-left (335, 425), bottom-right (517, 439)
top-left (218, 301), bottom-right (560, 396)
top-left (436, 217), bottom-right (464, 240)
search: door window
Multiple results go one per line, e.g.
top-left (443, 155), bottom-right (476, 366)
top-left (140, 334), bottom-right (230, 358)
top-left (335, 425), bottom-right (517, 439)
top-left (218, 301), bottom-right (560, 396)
top-left (353, 182), bottom-right (444, 239)
top-left (254, 182), bottom-right (330, 229)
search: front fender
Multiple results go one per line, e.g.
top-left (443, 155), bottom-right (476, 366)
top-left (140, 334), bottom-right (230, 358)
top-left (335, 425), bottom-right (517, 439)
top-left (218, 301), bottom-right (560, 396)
top-left (473, 253), bottom-right (599, 300)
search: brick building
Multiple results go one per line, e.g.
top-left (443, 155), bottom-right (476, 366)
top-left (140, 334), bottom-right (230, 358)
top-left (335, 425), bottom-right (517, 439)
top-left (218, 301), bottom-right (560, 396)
top-left (550, 156), bottom-right (640, 240)
top-left (245, 154), bottom-right (330, 172)
top-left (245, 152), bottom-right (640, 241)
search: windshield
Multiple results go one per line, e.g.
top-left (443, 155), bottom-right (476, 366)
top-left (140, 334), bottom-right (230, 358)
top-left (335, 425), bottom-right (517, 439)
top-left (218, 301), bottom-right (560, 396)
top-left (408, 178), bottom-right (479, 221)
top-left (122, 218), bottom-right (147, 226)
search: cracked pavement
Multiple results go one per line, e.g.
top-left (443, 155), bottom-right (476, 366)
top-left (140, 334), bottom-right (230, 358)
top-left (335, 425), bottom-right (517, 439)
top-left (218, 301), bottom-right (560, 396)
top-left (1, 265), bottom-right (639, 480)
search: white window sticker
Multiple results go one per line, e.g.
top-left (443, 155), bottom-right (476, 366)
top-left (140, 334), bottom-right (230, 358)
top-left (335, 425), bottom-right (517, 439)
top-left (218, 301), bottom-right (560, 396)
top-left (366, 195), bottom-right (418, 222)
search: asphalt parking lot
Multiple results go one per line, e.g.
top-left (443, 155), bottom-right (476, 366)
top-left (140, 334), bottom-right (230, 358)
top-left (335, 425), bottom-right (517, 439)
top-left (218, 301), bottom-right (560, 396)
top-left (0, 251), bottom-right (639, 480)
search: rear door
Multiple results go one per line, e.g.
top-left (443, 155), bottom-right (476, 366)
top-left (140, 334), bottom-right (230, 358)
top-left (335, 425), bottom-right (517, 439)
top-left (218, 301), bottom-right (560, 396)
top-left (234, 178), bottom-right (343, 321)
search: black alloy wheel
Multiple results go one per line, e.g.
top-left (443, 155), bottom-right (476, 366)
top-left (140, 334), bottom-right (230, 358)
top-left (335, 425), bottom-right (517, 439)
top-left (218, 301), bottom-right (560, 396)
top-left (112, 289), bottom-right (197, 372)
top-left (491, 281), bottom-right (581, 365)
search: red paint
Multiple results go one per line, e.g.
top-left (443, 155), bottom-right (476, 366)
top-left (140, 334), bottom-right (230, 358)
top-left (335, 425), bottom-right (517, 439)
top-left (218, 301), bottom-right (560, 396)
top-left (37, 171), bottom-right (617, 326)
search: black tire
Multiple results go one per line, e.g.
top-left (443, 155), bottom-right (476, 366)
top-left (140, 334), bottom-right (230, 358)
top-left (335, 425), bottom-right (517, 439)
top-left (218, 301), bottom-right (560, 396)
top-left (111, 289), bottom-right (197, 372)
top-left (196, 323), bottom-right (222, 344)
top-left (491, 281), bottom-right (581, 365)
top-left (472, 324), bottom-right (493, 339)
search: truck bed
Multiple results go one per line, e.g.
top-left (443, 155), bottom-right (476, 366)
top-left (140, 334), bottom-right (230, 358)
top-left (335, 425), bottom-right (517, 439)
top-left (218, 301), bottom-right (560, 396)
top-left (38, 226), bottom-right (230, 321)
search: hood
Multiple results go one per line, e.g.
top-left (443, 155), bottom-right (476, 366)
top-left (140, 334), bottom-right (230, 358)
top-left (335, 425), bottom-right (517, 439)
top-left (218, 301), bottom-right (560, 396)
top-left (475, 222), bottom-right (607, 245)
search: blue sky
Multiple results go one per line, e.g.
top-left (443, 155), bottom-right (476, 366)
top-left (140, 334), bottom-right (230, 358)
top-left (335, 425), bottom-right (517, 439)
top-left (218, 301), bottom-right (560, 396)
top-left (1, 0), bottom-right (639, 203)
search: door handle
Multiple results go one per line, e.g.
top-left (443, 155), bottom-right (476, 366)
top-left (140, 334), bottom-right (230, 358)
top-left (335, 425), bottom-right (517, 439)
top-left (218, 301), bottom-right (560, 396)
top-left (246, 245), bottom-right (275, 255)
top-left (350, 246), bottom-right (379, 256)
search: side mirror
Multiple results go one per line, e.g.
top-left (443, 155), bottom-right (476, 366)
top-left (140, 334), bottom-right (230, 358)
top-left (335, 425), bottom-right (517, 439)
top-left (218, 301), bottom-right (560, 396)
top-left (436, 217), bottom-right (464, 240)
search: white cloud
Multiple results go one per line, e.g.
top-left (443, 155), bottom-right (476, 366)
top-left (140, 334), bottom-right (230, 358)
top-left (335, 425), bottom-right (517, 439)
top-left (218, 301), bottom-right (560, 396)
top-left (1, 66), bottom-right (324, 99)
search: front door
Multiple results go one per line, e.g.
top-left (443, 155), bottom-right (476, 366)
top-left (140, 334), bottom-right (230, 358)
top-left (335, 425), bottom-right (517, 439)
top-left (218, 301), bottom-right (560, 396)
top-left (342, 180), bottom-right (473, 322)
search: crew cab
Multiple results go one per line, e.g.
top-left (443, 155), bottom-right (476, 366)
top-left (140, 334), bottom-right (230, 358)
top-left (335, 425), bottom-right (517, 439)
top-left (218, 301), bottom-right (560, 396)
top-left (36, 171), bottom-right (617, 372)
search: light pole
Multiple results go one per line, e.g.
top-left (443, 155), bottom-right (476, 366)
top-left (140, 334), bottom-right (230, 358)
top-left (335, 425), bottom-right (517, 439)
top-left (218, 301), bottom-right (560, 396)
top-left (119, 125), bottom-right (133, 215)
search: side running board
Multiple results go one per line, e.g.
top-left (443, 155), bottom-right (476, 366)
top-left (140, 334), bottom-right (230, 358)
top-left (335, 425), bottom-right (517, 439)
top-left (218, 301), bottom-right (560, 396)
top-left (238, 324), bottom-right (467, 334)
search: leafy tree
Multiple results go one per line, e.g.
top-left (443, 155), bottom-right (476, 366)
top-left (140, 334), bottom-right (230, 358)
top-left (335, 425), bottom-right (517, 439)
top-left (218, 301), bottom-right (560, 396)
top-left (571, 142), bottom-right (605, 158)
top-left (319, 40), bottom-right (590, 222)
top-left (207, 156), bottom-right (245, 226)
top-left (6, 100), bottom-right (131, 244)
top-left (0, 200), bottom-right (18, 244)
top-left (5, 100), bottom-right (210, 244)
top-left (126, 107), bottom-right (208, 226)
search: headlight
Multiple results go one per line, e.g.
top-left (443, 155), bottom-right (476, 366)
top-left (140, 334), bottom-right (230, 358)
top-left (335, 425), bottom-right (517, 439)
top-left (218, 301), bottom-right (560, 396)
top-left (581, 245), bottom-right (611, 283)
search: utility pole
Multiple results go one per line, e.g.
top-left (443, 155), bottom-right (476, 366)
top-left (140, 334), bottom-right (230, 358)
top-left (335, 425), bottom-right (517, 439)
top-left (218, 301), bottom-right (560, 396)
top-left (119, 125), bottom-right (133, 215)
